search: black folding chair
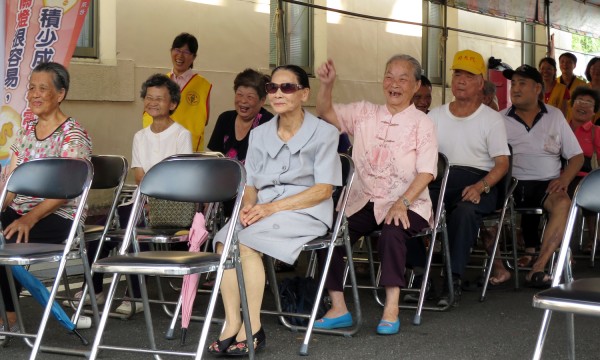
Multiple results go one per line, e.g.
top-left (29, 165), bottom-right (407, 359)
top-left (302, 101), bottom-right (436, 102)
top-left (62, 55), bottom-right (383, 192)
top-left (0, 158), bottom-right (93, 358)
top-left (88, 155), bottom-right (251, 360)
top-left (532, 168), bottom-right (600, 360)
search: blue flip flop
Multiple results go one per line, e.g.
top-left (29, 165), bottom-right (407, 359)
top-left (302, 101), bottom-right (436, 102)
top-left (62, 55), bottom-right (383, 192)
top-left (313, 312), bottom-right (353, 330)
top-left (376, 318), bottom-right (400, 335)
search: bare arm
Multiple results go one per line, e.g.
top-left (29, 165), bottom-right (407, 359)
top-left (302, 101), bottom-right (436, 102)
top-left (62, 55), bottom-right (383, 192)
top-left (461, 155), bottom-right (509, 202)
top-left (547, 153), bottom-right (584, 193)
top-left (385, 173), bottom-right (434, 228)
top-left (240, 184), bottom-right (333, 226)
top-left (316, 59), bottom-right (341, 130)
top-left (133, 167), bottom-right (145, 185)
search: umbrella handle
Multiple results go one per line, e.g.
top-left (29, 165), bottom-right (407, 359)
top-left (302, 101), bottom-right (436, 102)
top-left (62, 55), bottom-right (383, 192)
top-left (180, 328), bottom-right (187, 346)
top-left (72, 329), bottom-right (89, 346)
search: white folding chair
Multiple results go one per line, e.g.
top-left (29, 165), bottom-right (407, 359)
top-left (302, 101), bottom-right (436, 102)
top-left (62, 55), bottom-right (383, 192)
top-left (0, 158), bottom-right (93, 359)
top-left (532, 168), bottom-right (600, 360)
top-left (88, 155), bottom-right (251, 360)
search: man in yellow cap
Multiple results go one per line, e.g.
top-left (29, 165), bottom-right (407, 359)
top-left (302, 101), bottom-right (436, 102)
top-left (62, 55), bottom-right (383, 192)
top-left (427, 49), bottom-right (510, 306)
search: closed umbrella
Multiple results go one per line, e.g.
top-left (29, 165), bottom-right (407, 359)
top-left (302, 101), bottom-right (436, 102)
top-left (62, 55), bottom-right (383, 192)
top-left (10, 265), bottom-right (88, 345)
top-left (180, 212), bottom-right (209, 345)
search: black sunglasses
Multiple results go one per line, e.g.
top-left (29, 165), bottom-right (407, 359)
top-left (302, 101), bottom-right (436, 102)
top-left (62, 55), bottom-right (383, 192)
top-left (265, 82), bottom-right (305, 94)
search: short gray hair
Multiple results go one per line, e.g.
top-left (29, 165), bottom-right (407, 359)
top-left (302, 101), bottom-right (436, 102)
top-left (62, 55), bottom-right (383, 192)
top-left (385, 54), bottom-right (422, 82)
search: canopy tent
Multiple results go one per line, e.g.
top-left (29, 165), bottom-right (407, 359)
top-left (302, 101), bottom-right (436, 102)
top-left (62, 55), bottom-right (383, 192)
top-left (430, 0), bottom-right (600, 38)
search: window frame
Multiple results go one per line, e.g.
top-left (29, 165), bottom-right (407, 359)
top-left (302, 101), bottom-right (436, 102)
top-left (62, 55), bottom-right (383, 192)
top-left (73, 0), bottom-right (98, 59)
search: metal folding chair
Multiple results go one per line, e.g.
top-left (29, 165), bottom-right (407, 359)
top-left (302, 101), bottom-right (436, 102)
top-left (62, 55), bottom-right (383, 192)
top-left (88, 155), bottom-right (251, 360)
top-left (532, 168), bottom-right (600, 360)
top-left (0, 158), bottom-right (93, 358)
top-left (62, 155), bottom-right (128, 315)
top-left (261, 153), bottom-right (358, 356)
top-left (358, 152), bottom-right (452, 325)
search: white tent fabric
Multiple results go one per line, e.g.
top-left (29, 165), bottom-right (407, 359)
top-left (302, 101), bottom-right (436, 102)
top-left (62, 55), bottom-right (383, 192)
top-left (430, 0), bottom-right (600, 38)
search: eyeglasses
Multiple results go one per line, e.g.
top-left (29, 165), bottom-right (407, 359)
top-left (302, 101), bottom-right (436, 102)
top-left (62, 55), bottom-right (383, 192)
top-left (574, 99), bottom-right (595, 107)
top-left (171, 48), bottom-right (193, 56)
top-left (265, 82), bottom-right (305, 94)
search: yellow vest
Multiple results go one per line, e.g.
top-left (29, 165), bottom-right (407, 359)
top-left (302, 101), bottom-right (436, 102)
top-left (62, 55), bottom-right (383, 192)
top-left (559, 76), bottom-right (588, 121)
top-left (143, 73), bottom-right (212, 151)
top-left (545, 81), bottom-right (569, 119)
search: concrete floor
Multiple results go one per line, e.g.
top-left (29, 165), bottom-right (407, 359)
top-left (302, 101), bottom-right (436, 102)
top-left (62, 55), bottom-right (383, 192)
top-left (2, 252), bottom-right (600, 360)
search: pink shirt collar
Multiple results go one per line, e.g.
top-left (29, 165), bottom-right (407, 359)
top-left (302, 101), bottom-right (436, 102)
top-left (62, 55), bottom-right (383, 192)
top-left (170, 68), bottom-right (195, 90)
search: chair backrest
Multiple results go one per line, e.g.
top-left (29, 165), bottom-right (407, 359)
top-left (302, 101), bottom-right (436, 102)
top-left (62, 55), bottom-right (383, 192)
top-left (5, 157), bottom-right (93, 199)
top-left (332, 153), bottom-right (355, 228)
top-left (551, 168), bottom-right (600, 287)
top-left (494, 144), bottom-right (513, 211)
top-left (90, 155), bottom-right (128, 190)
top-left (431, 152), bottom-right (450, 227)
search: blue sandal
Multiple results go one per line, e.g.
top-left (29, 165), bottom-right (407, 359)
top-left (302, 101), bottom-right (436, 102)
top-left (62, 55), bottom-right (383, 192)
top-left (313, 312), bottom-right (353, 330)
top-left (376, 318), bottom-right (400, 335)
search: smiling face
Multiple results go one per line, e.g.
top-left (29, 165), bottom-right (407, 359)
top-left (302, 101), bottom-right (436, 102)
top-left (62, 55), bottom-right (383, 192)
top-left (559, 56), bottom-right (576, 78)
top-left (171, 44), bottom-right (196, 76)
top-left (451, 69), bottom-right (483, 102)
top-left (235, 86), bottom-right (265, 122)
top-left (267, 69), bottom-right (309, 116)
top-left (382, 59), bottom-right (420, 113)
top-left (412, 84), bottom-right (432, 113)
top-left (571, 94), bottom-right (596, 124)
top-left (26, 71), bottom-right (65, 119)
top-left (539, 61), bottom-right (556, 83)
top-left (143, 86), bottom-right (177, 120)
top-left (509, 74), bottom-right (541, 109)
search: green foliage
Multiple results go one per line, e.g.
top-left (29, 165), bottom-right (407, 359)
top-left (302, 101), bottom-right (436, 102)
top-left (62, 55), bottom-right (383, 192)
top-left (572, 34), bottom-right (600, 54)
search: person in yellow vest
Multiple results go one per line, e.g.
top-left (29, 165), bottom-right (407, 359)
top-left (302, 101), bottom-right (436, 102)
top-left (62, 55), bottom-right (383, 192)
top-left (539, 57), bottom-right (570, 119)
top-left (142, 33), bottom-right (212, 151)
top-left (558, 52), bottom-right (587, 120)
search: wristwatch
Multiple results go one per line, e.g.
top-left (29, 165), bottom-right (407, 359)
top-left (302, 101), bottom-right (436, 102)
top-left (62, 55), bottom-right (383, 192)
top-left (482, 179), bottom-right (491, 194)
top-left (402, 196), bottom-right (411, 209)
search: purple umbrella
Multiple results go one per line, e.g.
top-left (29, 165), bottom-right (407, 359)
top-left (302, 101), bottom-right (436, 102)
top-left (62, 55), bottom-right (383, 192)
top-left (180, 212), bottom-right (209, 345)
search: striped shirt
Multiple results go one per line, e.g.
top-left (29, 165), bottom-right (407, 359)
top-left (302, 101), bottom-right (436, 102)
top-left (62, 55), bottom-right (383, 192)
top-left (9, 117), bottom-right (92, 222)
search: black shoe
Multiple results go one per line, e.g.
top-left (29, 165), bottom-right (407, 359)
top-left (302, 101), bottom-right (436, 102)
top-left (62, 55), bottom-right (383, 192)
top-left (437, 277), bottom-right (461, 307)
top-left (225, 327), bottom-right (266, 356)
top-left (207, 334), bottom-right (236, 354)
top-left (403, 276), bottom-right (433, 303)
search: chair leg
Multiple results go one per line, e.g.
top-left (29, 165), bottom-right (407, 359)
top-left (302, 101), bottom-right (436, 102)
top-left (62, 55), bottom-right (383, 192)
top-left (137, 274), bottom-right (161, 360)
top-left (591, 214), bottom-right (599, 267)
top-left (532, 309), bottom-right (553, 360)
top-left (566, 312), bottom-right (575, 360)
top-left (165, 292), bottom-right (183, 340)
top-left (89, 272), bottom-right (123, 360)
top-left (235, 258), bottom-right (255, 360)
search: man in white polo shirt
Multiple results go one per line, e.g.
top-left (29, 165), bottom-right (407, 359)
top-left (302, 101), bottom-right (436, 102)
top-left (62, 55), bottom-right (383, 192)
top-left (503, 64), bottom-right (583, 288)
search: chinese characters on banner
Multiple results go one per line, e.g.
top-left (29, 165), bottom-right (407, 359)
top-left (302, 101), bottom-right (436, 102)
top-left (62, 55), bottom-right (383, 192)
top-left (2, 0), bottom-right (90, 170)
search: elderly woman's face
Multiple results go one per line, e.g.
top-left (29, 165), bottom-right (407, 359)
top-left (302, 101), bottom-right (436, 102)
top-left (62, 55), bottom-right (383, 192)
top-left (144, 86), bottom-right (177, 120)
top-left (235, 86), bottom-right (264, 122)
top-left (26, 71), bottom-right (65, 119)
top-left (267, 69), bottom-right (308, 116)
top-left (383, 60), bottom-right (420, 111)
top-left (571, 94), bottom-right (596, 123)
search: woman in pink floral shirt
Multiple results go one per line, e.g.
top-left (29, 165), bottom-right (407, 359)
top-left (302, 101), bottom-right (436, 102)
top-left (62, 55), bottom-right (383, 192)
top-left (314, 55), bottom-right (438, 335)
top-left (0, 62), bottom-right (91, 334)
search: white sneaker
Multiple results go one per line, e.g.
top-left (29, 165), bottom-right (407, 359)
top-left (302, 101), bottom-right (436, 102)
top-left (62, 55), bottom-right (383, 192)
top-left (115, 300), bottom-right (144, 315)
top-left (62, 290), bottom-right (106, 306)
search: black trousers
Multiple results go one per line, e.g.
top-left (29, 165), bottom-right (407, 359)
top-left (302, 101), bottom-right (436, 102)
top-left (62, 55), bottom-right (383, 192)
top-left (429, 167), bottom-right (497, 278)
top-left (321, 202), bottom-right (428, 291)
top-left (0, 207), bottom-right (72, 311)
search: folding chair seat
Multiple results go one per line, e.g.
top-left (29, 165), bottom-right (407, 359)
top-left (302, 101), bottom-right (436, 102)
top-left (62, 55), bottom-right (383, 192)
top-left (88, 155), bottom-right (253, 360)
top-left (532, 168), bottom-right (600, 360)
top-left (0, 158), bottom-right (93, 358)
top-left (347, 152), bottom-right (451, 325)
top-left (260, 153), bottom-right (358, 356)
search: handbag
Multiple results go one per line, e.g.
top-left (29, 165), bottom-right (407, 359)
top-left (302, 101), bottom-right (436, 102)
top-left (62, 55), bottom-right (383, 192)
top-left (278, 276), bottom-right (330, 326)
top-left (147, 198), bottom-right (196, 228)
top-left (592, 125), bottom-right (599, 170)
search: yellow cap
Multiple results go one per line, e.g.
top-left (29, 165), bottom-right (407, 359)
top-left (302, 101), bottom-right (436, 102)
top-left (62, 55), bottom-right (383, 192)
top-left (451, 50), bottom-right (486, 76)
